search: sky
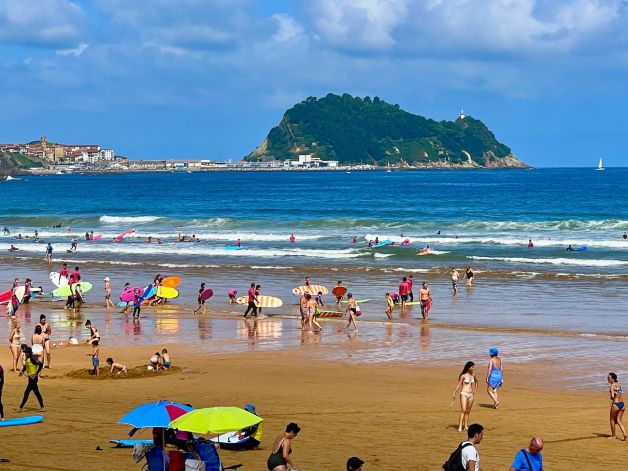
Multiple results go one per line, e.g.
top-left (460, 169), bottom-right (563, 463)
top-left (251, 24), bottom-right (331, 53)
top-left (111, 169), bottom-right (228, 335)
top-left (1, 0), bottom-right (628, 167)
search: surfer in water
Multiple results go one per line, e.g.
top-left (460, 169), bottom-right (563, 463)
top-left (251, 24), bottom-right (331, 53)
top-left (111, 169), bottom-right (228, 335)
top-left (527, 239), bottom-right (534, 248)
top-left (374, 237), bottom-right (379, 245)
top-left (69, 239), bottom-right (78, 252)
top-left (465, 266), bottom-right (474, 286)
top-left (351, 236), bottom-right (358, 244)
top-left (623, 233), bottom-right (627, 240)
top-left (236, 238), bottom-right (241, 247)
top-left (289, 233), bottom-right (296, 243)
top-left (567, 244), bottom-right (574, 251)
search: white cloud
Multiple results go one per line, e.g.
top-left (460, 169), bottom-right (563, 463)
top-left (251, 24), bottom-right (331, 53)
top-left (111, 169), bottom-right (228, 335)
top-left (56, 42), bottom-right (89, 57)
top-left (272, 14), bottom-right (305, 42)
top-left (0, 0), bottom-right (84, 47)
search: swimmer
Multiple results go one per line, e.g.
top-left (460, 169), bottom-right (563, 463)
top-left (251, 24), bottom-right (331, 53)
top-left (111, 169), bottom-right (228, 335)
top-left (289, 233), bottom-right (296, 243)
top-left (527, 239), bottom-right (534, 248)
top-left (45, 242), bottom-right (53, 264)
top-left (8, 245), bottom-right (18, 251)
top-left (419, 282), bottom-right (431, 320)
top-left (465, 266), bottom-right (474, 286)
top-left (567, 244), bottom-right (574, 251)
top-left (451, 268), bottom-right (460, 294)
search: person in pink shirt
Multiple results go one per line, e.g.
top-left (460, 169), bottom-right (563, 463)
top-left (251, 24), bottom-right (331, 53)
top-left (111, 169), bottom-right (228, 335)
top-left (228, 288), bottom-right (237, 304)
top-left (398, 277), bottom-right (408, 310)
top-left (59, 263), bottom-right (69, 279)
top-left (407, 275), bottom-right (414, 302)
top-left (243, 282), bottom-right (258, 318)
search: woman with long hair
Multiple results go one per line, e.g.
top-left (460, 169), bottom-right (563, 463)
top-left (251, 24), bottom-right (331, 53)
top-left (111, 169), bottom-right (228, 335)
top-left (8, 319), bottom-right (22, 372)
top-left (452, 361), bottom-right (477, 432)
top-left (608, 372), bottom-right (626, 440)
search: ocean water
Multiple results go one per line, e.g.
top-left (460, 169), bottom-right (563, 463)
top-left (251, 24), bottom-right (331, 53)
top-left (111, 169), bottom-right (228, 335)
top-left (1, 168), bottom-right (627, 341)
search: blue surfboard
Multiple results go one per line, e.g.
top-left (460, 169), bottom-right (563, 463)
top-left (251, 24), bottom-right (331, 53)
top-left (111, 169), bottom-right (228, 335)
top-left (0, 415), bottom-right (43, 427)
top-left (372, 240), bottom-right (392, 248)
top-left (225, 245), bottom-right (245, 251)
top-left (110, 439), bottom-right (153, 448)
top-left (573, 246), bottom-right (587, 251)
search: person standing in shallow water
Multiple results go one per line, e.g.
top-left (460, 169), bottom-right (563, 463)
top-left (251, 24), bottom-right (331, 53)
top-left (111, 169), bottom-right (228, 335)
top-left (452, 361), bottom-right (477, 432)
top-left (608, 372), bottom-right (626, 440)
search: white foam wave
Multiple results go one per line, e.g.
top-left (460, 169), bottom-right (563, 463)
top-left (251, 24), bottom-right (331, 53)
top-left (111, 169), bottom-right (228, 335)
top-left (468, 256), bottom-right (628, 267)
top-left (374, 253), bottom-right (394, 258)
top-left (389, 268), bottom-right (430, 273)
top-left (99, 215), bottom-right (162, 224)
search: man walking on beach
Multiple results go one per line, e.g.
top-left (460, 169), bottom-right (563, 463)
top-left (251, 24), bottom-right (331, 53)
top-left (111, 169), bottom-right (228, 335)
top-left (444, 423), bottom-right (483, 471)
top-left (243, 282), bottom-right (258, 318)
top-left (510, 437), bottom-right (544, 471)
top-left (419, 282), bottom-right (432, 320)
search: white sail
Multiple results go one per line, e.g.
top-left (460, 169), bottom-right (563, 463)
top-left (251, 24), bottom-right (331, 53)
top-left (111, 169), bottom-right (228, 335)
top-left (596, 157), bottom-right (605, 171)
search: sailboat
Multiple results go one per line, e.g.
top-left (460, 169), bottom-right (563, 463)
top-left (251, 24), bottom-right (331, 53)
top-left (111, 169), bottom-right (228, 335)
top-left (595, 157), bottom-right (605, 171)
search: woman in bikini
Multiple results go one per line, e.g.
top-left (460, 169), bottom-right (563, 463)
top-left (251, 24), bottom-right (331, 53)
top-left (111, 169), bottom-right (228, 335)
top-left (608, 372), bottom-right (627, 440)
top-left (31, 325), bottom-right (45, 364)
top-left (39, 315), bottom-right (52, 368)
top-left (267, 422), bottom-right (301, 471)
top-left (306, 294), bottom-right (322, 333)
top-left (344, 293), bottom-right (359, 333)
top-left (452, 361), bottom-right (478, 432)
top-left (8, 318), bottom-right (22, 372)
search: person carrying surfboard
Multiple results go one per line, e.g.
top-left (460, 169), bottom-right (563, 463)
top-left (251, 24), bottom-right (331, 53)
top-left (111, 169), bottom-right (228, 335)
top-left (193, 283), bottom-right (207, 315)
top-left (243, 282), bottom-right (258, 319)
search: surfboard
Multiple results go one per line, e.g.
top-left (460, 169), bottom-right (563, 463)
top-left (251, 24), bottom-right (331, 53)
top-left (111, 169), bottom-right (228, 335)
top-left (416, 251), bottom-right (432, 256)
top-left (0, 289), bottom-right (11, 304)
top-left (225, 245), bottom-right (245, 251)
top-left (161, 276), bottom-right (181, 288)
top-left (372, 240), bottom-right (393, 248)
top-left (49, 272), bottom-right (69, 287)
top-left (53, 282), bottom-right (93, 297)
top-left (0, 415), bottom-right (43, 427)
top-left (236, 295), bottom-right (283, 308)
top-left (332, 286), bottom-right (347, 298)
top-left (573, 246), bottom-right (587, 251)
top-left (13, 286), bottom-right (26, 303)
top-left (156, 286), bottom-right (179, 299)
top-left (291, 285), bottom-right (329, 296)
top-left (141, 284), bottom-right (157, 300)
top-left (115, 229), bottom-right (135, 240)
top-left (110, 439), bottom-right (152, 448)
top-left (404, 301), bottom-right (421, 306)
top-left (90, 234), bottom-right (103, 241)
top-left (316, 309), bottom-right (344, 318)
top-left (199, 288), bottom-right (213, 301)
top-left (120, 287), bottom-right (142, 302)
top-left (340, 298), bottom-right (371, 304)
top-left (117, 301), bottom-right (128, 308)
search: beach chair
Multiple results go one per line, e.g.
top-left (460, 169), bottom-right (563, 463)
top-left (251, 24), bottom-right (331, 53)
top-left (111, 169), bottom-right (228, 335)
top-left (194, 442), bottom-right (242, 471)
top-left (144, 446), bottom-right (165, 471)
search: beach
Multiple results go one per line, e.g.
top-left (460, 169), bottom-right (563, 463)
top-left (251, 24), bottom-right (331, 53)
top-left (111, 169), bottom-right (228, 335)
top-left (0, 169), bottom-right (627, 469)
top-left (0, 342), bottom-right (624, 470)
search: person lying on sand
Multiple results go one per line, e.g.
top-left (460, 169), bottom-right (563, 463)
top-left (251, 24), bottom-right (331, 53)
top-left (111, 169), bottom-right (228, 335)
top-left (106, 358), bottom-right (127, 375)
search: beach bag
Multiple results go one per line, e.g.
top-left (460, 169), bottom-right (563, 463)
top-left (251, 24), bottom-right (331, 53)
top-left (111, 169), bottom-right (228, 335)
top-left (185, 459), bottom-right (206, 471)
top-left (442, 442), bottom-right (472, 471)
top-left (355, 303), bottom-right (362, 316)
top-left (133, 442), bottom-right (154, 463)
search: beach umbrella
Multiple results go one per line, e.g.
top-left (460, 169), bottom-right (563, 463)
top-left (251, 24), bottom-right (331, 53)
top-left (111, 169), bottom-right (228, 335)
top-left (118, 400), bottom-right (192, 428)
top-left (169, 406), bottom-right (262, 435)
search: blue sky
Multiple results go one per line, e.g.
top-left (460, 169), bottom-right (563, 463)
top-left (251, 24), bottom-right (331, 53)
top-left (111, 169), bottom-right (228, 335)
top-left (1, 0), bottom-right (627, 167)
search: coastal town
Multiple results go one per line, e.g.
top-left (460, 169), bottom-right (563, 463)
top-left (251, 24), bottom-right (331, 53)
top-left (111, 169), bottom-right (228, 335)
top-left (0, 136), bottom-right (353, 173)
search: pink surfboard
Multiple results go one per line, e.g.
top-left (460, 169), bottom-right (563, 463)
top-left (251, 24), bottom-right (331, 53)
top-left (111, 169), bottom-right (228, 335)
top-left (120, 287), bottom-right (143, 302)
top-left (199, 288), bottom-right (213, 301)
top-left (90, 234), bottom-right (103, 241)
top-left (0, 288), bottom-right (11, 304)
top-left (115, 230), bottom-right (135, 241)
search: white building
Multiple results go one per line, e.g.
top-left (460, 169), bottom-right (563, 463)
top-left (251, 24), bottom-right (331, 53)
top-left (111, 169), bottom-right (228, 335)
top-left (99, 149), bottom-right (115, 161)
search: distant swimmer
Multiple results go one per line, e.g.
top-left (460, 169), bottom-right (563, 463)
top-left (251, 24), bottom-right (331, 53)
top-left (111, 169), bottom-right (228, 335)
top-left (34, 230), bottom-right (39, 241)
top-left (422, 245), bottom-right (432, 253)
top-left (190, 234), bottom-right (196, 242)
top-left (69, 238), bottom-right (78, 252)
top-left (289, 233), bottom-right (296, 243)
top-left (84, 232), bottom-right (90, 241)
top-left (374, 237), bottom-right (379, 245)
top-left (401, 238), bottom-right (410, 246)
top-left (567, 244), bottom-right (574, 251)
top-left (624, 233), bottom-right (627, 240)
top-left (236, 238), bottom-right (241, 247)
top-left (146, 236), bottom-right (152, 243)
top-left (156, 238), bottom-right (162, 245)
top-left (351, 236), bottom-right (357, 244)
top-left (2, 226), bottom-right (9, 235)
top-left (451, 268), bottom-right (460, 294)
top-left (9, 244), bottom-right (18, 251)
top-left (437, 230), bottom-right (441, 235)
top-left (527, 239), bottom-right (534, 248)
top-left (367, 240), bottom-right (373, 248)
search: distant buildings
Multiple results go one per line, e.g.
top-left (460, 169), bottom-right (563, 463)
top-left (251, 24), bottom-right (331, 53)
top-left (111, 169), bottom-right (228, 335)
top-left (0, 136), bottom-right (115, 165)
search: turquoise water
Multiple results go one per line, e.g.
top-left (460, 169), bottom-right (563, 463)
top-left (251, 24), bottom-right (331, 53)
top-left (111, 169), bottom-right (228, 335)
top-left (1, 168), bottom-right (627, 278)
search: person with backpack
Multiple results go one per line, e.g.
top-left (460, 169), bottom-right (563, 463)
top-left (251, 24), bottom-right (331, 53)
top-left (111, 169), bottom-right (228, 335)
top-left (443, 423), bottom-right (483, 471)
top-left (509, 437), bottom-right (544, 471)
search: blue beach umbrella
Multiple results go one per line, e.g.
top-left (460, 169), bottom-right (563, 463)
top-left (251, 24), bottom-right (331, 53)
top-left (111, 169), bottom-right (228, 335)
top-left (118, 400), bottom-right (193, 428)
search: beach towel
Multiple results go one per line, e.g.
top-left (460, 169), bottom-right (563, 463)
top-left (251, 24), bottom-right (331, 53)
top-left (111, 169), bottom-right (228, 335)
top-left (185, 460), bottom-right (206, 471)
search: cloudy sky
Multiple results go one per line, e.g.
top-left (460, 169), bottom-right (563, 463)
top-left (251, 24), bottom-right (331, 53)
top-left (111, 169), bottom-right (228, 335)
top-left (1, 0), bottom-right (627, 166)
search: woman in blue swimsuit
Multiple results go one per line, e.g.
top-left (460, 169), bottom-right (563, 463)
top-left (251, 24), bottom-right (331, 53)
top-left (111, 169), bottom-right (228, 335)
top-left (486, 347), bottom-right (503, 409)
top-left (608, 372), bottom-right (626, 440)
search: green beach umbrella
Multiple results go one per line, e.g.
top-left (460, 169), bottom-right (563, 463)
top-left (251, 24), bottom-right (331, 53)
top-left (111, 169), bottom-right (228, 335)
top-left (169, 406), bottom-right (262, 434)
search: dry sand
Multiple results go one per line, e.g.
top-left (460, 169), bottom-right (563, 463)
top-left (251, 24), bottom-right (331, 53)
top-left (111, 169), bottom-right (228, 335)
top-left (0, 343), bottom-right (624, 470)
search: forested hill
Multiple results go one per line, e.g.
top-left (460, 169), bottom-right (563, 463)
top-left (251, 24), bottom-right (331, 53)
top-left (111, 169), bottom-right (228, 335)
top-left (247, 93), bottom-right (529, 168)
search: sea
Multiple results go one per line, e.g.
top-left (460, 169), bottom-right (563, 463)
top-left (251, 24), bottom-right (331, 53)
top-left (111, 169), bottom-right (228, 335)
top-left (1, 169), bottom-right (627, 389)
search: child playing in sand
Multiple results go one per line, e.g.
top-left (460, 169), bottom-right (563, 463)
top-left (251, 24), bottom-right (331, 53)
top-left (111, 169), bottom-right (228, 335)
top-left (161, 349), bottom-right (171, 369)
top-left (106, 358), bottom-right (127, 375)
top-left (88, 340), bottom-right (99, 376)
top-left (150, 352), bottom-right (161, 370)
top-left (228, 288), bottom-right (237, 303)
top-left (385, 293), bottom-right (394, 320)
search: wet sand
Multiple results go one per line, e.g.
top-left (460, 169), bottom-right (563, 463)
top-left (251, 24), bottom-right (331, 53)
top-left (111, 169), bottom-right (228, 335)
top-left (0, 342), bottom-right (626, 470)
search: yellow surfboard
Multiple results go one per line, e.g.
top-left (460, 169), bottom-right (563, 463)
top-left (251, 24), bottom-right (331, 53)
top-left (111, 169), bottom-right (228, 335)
top-left (156, 286), bottom-right (179, 299)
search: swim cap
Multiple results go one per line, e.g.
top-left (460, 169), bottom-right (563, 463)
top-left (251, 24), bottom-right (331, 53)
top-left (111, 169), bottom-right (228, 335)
top-left (489, 347), bottom-right (499, 356)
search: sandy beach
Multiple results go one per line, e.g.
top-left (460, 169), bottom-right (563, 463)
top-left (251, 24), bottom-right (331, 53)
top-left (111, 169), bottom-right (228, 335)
top-left (0, 336), bottom-right (625, 471)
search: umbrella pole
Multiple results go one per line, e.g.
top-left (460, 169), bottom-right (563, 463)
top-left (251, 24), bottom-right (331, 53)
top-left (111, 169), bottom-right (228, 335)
top-left (162, 428), bottom-right (166, 471)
